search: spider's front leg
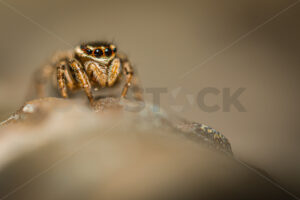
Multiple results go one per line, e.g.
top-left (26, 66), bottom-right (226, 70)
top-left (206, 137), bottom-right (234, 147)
top-left (121, 61), bottom-right (133, 98)
top-left (69, 59), bottom-right (94, 105)
top-left (56, 60), bottom-right (78, 97)
top-left (118, 57), bottom-right (143, 101)
top-left (57, 60), bottom-right (69, 98)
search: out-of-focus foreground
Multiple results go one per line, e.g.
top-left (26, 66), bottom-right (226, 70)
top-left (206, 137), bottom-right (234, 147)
top-left (0, 98), bottom-right (294, 200)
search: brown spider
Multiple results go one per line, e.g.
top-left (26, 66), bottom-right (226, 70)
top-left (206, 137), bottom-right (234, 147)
top-left (33, 41), bottom-right (142, 105)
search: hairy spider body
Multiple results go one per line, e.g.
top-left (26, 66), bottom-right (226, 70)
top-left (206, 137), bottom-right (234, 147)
top-left (33, 41), bottom-right (141, 105)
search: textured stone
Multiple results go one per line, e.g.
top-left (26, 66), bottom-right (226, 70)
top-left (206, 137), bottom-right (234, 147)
top-left (0, 98), bottom-right (293, 200)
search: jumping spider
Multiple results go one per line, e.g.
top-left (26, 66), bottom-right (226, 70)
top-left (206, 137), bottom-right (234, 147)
top-left (33, 41), bottom-right (142, 105)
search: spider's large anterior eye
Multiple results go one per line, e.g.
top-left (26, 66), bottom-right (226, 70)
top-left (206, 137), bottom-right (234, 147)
top-left (104, 48), bottom-right (112, 57)
top-left (86, 49), bottom-right (92, 55)
top-left (94, 49), bottom-right (103, 57)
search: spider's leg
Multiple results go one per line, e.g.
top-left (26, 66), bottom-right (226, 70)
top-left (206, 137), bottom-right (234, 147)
top-left (85, 62), bottom-right (107, 87)
top-left (29, 51), bottom-right (73, 100)
top-left (64, 64), bottom-right (77, 91)
top-left (119, 55), bottom-right (143, 101)
top-left (69, 59), bottom-right (94, 104)
top-left (56, 61), bottom-right (68, 98)
top-left (121, 61), bottom-right (133, 98)
top-left (33, 64), bottom-right (54, 98)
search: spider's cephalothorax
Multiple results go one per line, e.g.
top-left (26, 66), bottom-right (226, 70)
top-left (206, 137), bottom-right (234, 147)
top-left (33, 41), bottom-right (142, 105)
top-left (75, 41), bottom-right (122, 88)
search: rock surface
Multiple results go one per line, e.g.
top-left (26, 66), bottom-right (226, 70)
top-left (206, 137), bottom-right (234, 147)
top-left (0, 98), bottom-right (294, 200)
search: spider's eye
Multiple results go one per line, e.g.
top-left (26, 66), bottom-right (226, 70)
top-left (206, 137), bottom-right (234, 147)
top-left (112, 47), bottom-right (117, 53)
top-left (94, 49), bottom-right (103, 57)
top-left (86, 49), bottom-right (93, 55)
top-left (104, 48), bottom-right (112, 57)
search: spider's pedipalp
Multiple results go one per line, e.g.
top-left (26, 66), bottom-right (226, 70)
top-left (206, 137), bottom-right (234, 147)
top-left (108, 58), bottom-right (122, 87)
top-left (85, 61), bottom-right (107, 87)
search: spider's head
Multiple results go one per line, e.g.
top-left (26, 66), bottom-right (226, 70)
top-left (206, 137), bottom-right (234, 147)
top-left (75, 41), bottom-right (117, 65)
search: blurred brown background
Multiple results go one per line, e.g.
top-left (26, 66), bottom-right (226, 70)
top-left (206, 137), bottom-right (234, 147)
top-left (0, 0), bottom-right (299, 197)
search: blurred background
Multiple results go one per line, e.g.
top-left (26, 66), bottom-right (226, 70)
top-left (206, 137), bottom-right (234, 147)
top-left (0, 0), bottom-right (299, 197)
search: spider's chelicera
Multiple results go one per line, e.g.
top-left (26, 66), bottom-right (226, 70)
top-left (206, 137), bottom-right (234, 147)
top-left (34, 41), bottom-right (142, 104)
